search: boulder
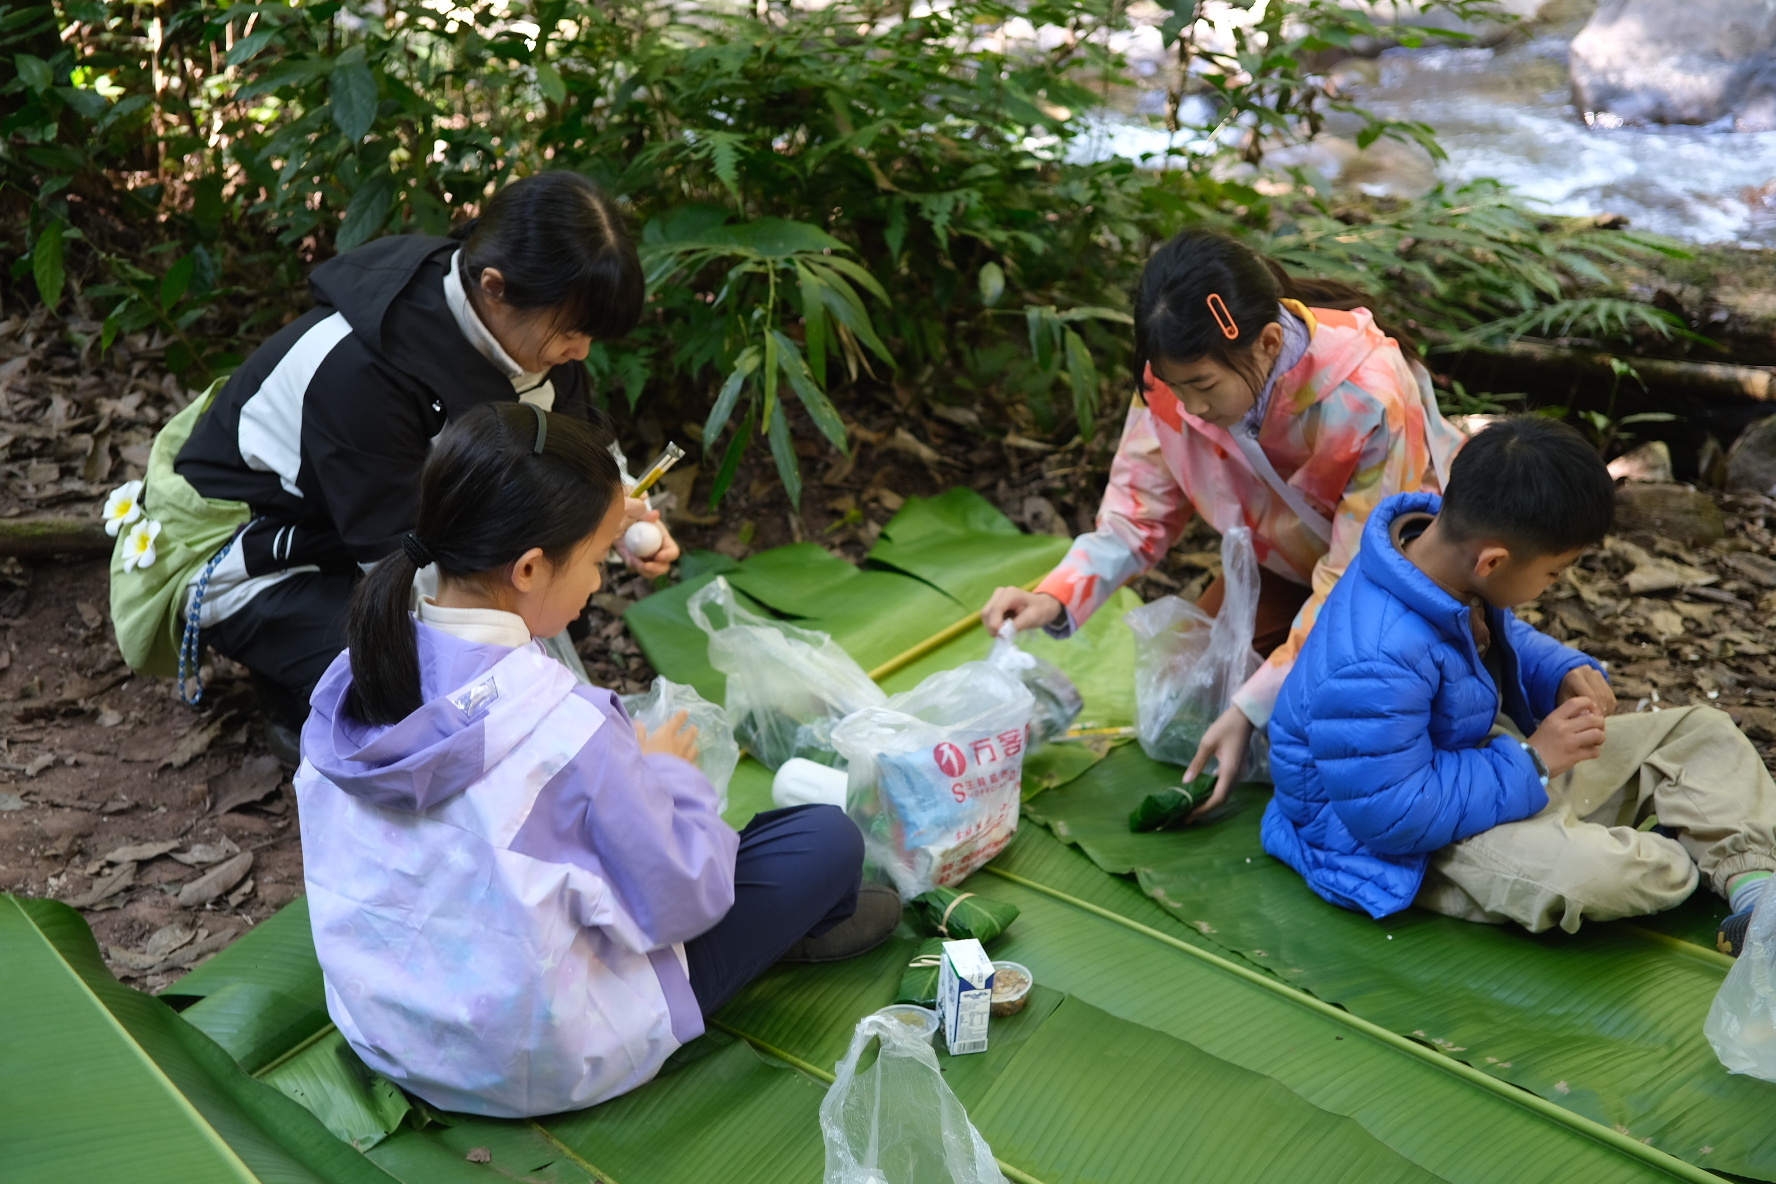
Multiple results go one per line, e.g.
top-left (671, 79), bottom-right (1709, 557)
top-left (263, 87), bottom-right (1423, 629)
top-left (1727, 415), bottom-right (1776, 495)
top-left (1569, 0), bottom-right (1776, 129)
top-left (1613, 482), bottom-right (1725, 544)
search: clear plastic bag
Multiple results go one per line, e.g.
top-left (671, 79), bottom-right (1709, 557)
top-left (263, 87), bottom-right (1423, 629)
top-left (820, 1011), bottom-right (1008, 1184)
top-left (1707, 888), bottom-right (1776, 1079)
top-left (835, 662), bottom-right (1033, 898)
top-left (985, 623), bottom-right (1083, 747)
top-left (621, 676), bottom-right (738, 812)
top-left (1124, 525), bottom-right (1261, 768)
top-left (687, 577), bottom-right (885, 770)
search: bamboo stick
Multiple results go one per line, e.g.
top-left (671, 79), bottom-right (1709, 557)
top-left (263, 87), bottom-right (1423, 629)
top-left (866, 579), bottom-right (1042, 683)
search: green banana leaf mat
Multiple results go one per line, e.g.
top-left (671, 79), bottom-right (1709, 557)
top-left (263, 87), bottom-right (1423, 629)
top-left (5, 488), bottom-right (1769, 1183)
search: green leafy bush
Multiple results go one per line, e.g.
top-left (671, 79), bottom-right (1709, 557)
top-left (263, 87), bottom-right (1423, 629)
top-left (2, 0), bottom-right (1689, 503)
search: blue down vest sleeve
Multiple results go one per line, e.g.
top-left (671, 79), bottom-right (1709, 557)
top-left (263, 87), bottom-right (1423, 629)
top-left (1305, 653), bottom-right (1548, 857)
top-left (1264, 491), bottom-right (1569, 918)
top-left (1501, 613), bottom-right (1601, 719)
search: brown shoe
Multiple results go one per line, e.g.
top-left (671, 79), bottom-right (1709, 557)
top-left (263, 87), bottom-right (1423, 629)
top-left (780, 883), bottom-right (902, 963)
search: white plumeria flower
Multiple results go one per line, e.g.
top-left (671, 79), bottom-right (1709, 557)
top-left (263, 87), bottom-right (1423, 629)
top-left (103, 480), bottom-right (145, 537)
top-left (121, 518), bottom-right (161, 572)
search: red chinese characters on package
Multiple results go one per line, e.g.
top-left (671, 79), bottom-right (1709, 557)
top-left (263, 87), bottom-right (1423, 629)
top-left (833, 663), bottom-right (1036, 897)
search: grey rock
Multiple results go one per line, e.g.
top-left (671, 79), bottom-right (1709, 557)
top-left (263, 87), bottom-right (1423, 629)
top-left (1570, 0), bottom-right (1776, 128)
top-left (1727, 415), bottom-right (1776, 494)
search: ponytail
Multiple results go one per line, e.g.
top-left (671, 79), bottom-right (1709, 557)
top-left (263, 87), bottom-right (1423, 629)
top-left (343, 552), bottom-right (425, 725)
top-left (342, 402), bottom-right (624, 726)
top-left (1134, 229), bottom-right (1416, 398)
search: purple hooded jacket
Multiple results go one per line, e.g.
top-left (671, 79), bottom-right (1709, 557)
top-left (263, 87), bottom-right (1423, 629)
top-left (295, 621), bottom-right (738, 1117)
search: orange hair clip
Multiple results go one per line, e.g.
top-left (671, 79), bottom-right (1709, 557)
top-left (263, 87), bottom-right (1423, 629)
top-left (1206, 293), bottom-right (1239, 340)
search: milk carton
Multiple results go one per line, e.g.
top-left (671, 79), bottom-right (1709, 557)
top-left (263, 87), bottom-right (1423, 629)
top-left (936, 938), bottom-right (995, 1055)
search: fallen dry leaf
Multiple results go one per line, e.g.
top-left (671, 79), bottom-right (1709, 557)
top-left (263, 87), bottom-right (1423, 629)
top-left (65, 861), bottom-right (135, 909)
top-left (171, 836), bottom-right (240, 867)
top-left (177, 851), bottom-right (253, 908)
top-left (210, 753), bottom-right (284, 815)
top-left (99, 840), bottom-right (181, 865)
top-left (160, 719), bottom-right (227, 770)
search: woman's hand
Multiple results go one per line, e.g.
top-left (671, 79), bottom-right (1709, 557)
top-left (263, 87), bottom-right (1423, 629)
top-left (636, 709), bottom-right (700, 764)
top-left (1558, 664), bottom-right (1616, 717)
top-left (618, 500), bottom-right (680, 578)
top-left (1183, 704), bottom-right (1255, 822)
top-left (981, 588), bottom-right (1064, 634)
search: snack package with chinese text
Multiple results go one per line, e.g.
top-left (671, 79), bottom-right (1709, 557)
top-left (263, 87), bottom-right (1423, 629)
top-left (835, 662), bottom-right (1034, 898)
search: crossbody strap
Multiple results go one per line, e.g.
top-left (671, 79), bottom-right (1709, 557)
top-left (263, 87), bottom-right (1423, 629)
top-left (1231, 430), bottom-right (1333, 547)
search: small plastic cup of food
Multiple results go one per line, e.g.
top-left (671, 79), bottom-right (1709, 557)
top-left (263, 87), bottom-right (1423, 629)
top-left (990, 962), bottom-right (1032, 1017)
top-left (875, 1004), bottom-right (940, 1041)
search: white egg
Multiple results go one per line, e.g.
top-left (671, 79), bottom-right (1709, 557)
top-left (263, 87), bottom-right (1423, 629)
top-left (624, 519), bottom-right (665, 559)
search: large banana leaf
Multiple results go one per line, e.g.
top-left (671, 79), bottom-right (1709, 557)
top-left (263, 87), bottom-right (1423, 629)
top-left (6, 489), bottom-right (1751, 1183)
top-left (0, 895), bottom-right (399, 1184)
top-left (1022, 744), bottom-right (1776, 1178)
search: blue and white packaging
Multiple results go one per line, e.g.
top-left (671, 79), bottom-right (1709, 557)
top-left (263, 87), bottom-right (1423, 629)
top-left (937, 938), bottom-right (995, 1056)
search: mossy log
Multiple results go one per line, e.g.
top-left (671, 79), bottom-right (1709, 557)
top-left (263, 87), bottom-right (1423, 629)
top-left (0, 516), bottom-right (113, 558)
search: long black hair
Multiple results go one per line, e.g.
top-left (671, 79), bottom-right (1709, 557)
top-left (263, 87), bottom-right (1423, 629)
top-left (1133, 228), bottom-right (1416, 396)
top-left (344, 402), bottom-right (624, 726)
top-left (451, 170), bottom-right (644, 341)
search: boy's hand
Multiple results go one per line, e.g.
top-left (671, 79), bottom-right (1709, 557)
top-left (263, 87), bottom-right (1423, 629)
top-left (981, 588), bottom-right (1064, 634)
top-left (1526, 696), bottom-right (1606, 779)
top-left (1183, 704), bottom-right (1254, 822)
top-left (1559, 665), bottom-right (1616, 716)
top-left (636, 709), bottom-right (701, 764)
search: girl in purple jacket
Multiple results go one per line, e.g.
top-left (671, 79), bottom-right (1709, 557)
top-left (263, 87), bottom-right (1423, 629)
top-left (295, 402), bottom-right (896, 1118)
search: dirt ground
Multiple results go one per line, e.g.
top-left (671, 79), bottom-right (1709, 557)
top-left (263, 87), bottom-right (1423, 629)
top-left (6, 305), bottom-right (1776, 990)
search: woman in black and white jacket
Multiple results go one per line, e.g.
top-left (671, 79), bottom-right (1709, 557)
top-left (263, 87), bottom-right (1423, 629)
top-left (171, 171), bottom-right (674, 757)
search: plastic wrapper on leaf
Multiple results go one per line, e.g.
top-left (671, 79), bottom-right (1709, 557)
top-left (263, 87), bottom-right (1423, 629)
top-left (1129, 773), bottom-right (1218, 832)
top-left (687, 577), bottom-right (885, 769)
top-left (836, 661), bottom-right (1033, 898)
top-left (820, 1011), bottom-right (1008, 1184)
top-left (621, 676), bottom-right (738, 812)
top-left (1707, 886), bottom-right (1776, 1079)
top-left (985, 622), bottom-right (1083, 746)
top-left (909, 888), bottom-right (1020, 943)
top-left (894, 937), bottom-right (946, 1007)
top-left (1124, 526), bottom-right (1261, 768)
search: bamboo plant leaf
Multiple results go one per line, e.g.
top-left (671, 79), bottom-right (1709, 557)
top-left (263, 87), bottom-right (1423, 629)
top-left (770, 329), bottom-right (848, 454)
top-left (765, 397), bottom-right (801, 507)
top-left (703, 345), bottom-right (760, 446)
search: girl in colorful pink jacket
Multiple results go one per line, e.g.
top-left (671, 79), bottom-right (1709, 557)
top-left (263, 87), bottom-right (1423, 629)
top-left (984, 229), bottom-right (1464, 816)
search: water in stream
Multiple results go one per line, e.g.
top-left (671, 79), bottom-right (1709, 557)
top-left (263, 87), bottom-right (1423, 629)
top-left (1076, 30), bottom-right (1776, 247)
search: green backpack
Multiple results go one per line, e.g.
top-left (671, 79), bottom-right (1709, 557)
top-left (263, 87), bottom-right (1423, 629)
top-left (107, 381), bottom-right (251, 680)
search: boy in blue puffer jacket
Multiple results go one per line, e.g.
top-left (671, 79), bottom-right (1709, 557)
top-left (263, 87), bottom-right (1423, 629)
top-left (1267, 417), bottom-right (1776, 954)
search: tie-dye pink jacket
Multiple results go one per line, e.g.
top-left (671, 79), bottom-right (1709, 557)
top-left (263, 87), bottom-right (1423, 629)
top-left (1035, 304), bottom-right (1464, 727)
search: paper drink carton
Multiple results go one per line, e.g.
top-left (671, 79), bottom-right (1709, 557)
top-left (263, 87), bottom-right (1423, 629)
top-left (937, 938), bottom-right (995, 1055)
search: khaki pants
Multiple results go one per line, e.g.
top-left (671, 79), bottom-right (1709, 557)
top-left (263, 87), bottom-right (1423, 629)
top-left (1415, 707), bottom-right (1776, 934)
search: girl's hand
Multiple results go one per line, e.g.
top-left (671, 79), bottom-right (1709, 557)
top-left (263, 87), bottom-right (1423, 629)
top-left (1183, 704), bottom-right (1254, 822)
top-left (636, 709), bottom-right (701, 764)
top-left (982, 588), bottom-right (1064, 634)
top-left (618, 501), bottom-right (680, 578)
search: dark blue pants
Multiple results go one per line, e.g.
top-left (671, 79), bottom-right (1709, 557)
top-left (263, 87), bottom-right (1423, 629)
top-left (685, 805), bottom-right (863, 1015)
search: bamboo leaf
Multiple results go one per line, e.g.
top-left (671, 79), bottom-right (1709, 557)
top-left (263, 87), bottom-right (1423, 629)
top-left (708, 405), bottom-right (756, 509)
top-left (1062, 327), bottom-right (1098, 433)
top-left (705, 345), bottom-right (761, 447)
top-left (771, 329), bottom-right (848, 455)
top-left (32, 220), bottom-right (65, 311)
top-left (795, 263), bottom-right (829, 387)
top-left (765, 397), bottom-right (802, 507)
top-left (761, 329), bottom-right (780, 430)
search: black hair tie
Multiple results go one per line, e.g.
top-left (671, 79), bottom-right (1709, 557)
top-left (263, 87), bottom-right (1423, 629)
top-left (401, 531), bottom-right (436, 567)
top-left (528, 401), bottom-right (548, 455)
